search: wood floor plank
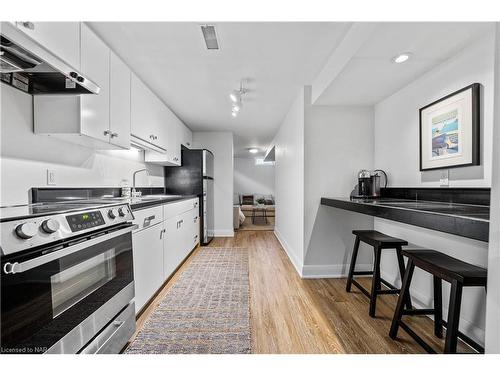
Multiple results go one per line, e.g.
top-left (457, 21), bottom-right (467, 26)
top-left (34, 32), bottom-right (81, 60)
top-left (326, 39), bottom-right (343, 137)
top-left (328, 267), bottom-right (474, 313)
top-left (132, 230), bottom-right (474, 354)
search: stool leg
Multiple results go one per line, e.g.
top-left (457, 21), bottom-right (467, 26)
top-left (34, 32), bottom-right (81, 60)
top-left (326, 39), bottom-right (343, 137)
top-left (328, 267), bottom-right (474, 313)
top-left (346, 236), bottom-right (361, 292)
top-left (433, 276), bottom-right (443, 338)
top-left (389, 259), bottom-right (415, 339)
top-left (444, 280), bottom-right (463, 354)
top-left (396, 246), bottom-right (412, 309)
top-left (369, 246), bottom-right (381, 317)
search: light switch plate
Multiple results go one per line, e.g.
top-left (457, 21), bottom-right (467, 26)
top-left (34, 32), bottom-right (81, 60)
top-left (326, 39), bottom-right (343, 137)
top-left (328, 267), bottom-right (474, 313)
top-left (47, 169), bottom-right (56, 185)
top-left (440, 169), bottom-right (449, 186)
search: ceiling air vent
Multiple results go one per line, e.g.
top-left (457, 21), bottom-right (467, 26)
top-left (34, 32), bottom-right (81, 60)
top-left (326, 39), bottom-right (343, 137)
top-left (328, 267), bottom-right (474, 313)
top-left (201, 25), bottom-right (219, 50)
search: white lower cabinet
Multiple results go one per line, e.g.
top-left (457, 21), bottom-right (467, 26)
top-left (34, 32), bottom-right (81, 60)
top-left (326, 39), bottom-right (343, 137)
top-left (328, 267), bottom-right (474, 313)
top-left (132, 222), bottom-right (164, 314)
top-left (163, 215), bottom-right (182, 280)
top-left (131, 198), bottom-right (200, 314)
top-left (163, 200), bottom-right (200, 280)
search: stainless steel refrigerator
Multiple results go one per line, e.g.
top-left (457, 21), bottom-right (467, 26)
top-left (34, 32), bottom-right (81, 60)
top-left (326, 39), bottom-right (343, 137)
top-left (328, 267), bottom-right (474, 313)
top-left (164, 148), bottom-right (214, 245)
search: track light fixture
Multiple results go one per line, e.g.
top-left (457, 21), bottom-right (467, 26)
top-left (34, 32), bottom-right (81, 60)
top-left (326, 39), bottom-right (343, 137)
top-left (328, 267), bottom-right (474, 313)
top-left (230, 80), bottom-right (247, 118)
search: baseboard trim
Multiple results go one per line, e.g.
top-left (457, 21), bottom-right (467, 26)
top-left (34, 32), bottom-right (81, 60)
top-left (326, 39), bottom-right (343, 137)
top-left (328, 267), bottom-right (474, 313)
top-left (213, 229), bottom-right (234, 237)
top-left (273, 228), bottom-right (303, 277)
top-left (301, 263), bottom-right (373, 279)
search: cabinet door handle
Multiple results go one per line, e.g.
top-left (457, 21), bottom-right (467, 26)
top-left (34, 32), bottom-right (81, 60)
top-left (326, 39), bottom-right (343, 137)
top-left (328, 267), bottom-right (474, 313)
top-left (160, 228), bottom-right (166, 239)
top-left (103, 130), bottom-right (111, 136)
top-left (144, 215), bottom-right (155, 227)
top-left (194, 217), bottom-right (197, 223)
top-left (111, 132), bottom-right (118, 138)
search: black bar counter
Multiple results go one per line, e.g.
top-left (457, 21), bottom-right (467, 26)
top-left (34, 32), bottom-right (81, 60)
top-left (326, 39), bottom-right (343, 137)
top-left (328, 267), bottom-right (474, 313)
top-left (321, 188), bottom-right (490, 242)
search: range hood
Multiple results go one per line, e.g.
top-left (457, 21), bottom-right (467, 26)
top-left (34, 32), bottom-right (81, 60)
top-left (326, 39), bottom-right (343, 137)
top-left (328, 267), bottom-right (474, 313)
top-left (0, 22), bottom-right (99, 95)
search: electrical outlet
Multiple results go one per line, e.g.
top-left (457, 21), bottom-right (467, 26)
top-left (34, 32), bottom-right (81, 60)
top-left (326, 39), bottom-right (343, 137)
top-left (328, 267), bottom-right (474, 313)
top-left (440, 169), bottom-right (449, 187)
top-left (47, 169), bottom-right (56, 185)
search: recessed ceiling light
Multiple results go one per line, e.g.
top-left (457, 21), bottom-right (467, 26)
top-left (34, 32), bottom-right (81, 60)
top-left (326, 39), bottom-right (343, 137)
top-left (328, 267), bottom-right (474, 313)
top-left (231, 111), bottom-right (238, 118)
top-left (392, 52), bottom-right (412, 64)
top-left (232, 103), bottom-right (241, 112)
top-left (248, 148), bottom-right (259, 154)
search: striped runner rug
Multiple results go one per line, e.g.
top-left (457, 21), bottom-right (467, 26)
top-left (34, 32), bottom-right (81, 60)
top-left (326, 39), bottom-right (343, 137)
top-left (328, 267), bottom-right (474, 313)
top-left (125, 247), bottom-right (251, 354)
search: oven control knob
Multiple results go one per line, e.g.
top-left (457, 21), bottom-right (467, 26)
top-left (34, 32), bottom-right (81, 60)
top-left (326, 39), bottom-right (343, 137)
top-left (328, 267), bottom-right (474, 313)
top-left (118, 207), bottom-right (126, 217)
top-left (15, 222), bottom-right (38, 239)
top-left (41, 219), bottom-right (60, 234)
top-left (108, 209), bottom-right (118, 219)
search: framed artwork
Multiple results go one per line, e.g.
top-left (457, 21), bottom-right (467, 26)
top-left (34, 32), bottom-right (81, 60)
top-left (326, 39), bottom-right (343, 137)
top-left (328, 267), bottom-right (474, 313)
top-left (419, 83), bottom-right (480, 171)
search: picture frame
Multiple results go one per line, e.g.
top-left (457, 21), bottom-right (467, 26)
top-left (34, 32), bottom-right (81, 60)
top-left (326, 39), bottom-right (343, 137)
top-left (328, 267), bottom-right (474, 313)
top-left (419, 83), bottom-right (480, 171)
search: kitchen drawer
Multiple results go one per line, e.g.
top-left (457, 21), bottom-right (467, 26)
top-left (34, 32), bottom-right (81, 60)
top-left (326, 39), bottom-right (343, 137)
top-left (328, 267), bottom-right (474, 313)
top-left (163, 198), bottom-right (199, 219)
top-left (132, 205), bottom-right (163, 231)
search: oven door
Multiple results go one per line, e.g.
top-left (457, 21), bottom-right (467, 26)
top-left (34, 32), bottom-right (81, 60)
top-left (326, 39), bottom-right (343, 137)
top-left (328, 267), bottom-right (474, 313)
top-left (1, 223), bottom-right (135, 354)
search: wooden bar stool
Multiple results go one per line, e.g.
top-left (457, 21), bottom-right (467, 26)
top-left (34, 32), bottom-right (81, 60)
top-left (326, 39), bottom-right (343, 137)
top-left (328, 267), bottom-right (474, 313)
top-left (346, 230), bottom-right (412, 317)
top-left (389, 249), bottom-right (487, 354)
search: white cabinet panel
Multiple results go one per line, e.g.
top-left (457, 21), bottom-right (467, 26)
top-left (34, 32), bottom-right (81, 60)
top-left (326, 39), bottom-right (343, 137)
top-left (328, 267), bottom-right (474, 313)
top-left (131, 74), bottom-right (166, 149)
top-left (109, 51), bottom-right (131, 149)
top-left (80, 23), bottom-right (110, 144)
top-left (180, 124), bottom-right (193, 149)
top-left (163, 215), bottom-right (182, 280)
top-left (16, 21), bottom-right (80, 69)
top-left (132, 223), bottom-right (164, 314)
top-left (162, 198), bottom-right (199, 281)
top-left (144, 107), bottom-right (183, 166)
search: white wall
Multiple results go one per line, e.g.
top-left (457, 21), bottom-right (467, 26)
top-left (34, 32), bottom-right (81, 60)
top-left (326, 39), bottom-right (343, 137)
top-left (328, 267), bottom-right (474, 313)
top-left (374, 29), bottom-right (495, 187)
top-left (303, 92), bottom-right (375, 277)
top-left (273, 88), bottom-right (305, 273)
top-left (485, 23), bottom-right (500, 354)
top-left (192, 131), bottom-right (234, 237)
top-left (233, 157), bottom-right (274, 198)
top-left (372, 29), bottom-right (495, 345)
top-left (0, 84), bottom-right (163, 206)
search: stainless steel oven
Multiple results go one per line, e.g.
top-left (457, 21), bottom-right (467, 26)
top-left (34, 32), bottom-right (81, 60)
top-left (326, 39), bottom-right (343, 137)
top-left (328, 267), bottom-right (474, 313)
top-left (0, 202), bottom-right (136, 354)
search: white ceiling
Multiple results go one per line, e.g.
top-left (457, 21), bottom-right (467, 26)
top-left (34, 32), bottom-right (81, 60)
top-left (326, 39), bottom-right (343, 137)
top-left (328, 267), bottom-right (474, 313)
top-left (89, 22), bottom-right (351, 157)
top-left (314, 22), bottom-right (494, 106)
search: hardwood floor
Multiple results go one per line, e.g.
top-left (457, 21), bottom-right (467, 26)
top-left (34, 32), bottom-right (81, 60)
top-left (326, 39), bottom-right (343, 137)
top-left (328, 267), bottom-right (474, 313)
top-left (132, 230), bottom-right (473, 354)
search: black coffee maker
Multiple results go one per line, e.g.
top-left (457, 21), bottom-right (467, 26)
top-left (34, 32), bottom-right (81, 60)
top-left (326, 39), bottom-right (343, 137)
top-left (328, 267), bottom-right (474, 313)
top-left (351, 169), bottom-right (388, 199)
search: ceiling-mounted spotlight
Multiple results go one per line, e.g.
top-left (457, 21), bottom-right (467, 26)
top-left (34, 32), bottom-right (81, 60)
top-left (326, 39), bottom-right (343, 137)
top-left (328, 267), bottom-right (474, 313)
top-left (230, 90), bottom-right (241, 103)
top-left (248, 148), bottom-right (259, 154)
top-left (392, 52), bottom-right (412, 64)
top-left (229, 80), bottom-right (247, 116)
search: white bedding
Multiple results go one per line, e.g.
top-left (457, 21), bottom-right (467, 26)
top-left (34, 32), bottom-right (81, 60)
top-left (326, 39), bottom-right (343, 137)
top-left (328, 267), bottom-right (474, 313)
top-left (239, 207), bottom-right (246, 224)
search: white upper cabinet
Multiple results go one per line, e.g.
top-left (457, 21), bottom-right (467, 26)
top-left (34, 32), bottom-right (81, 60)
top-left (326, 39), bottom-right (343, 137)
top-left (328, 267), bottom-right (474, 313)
top-left (144, 107), bottom-right (187, 166)
top-left (24, 21), bottom-right (184, 154)
top-left (109, 51), bottom-right (131, 149)
top-left (131, 74), bottom-right (167, 152)
top-left (33, 23), bottom-right (130, 150)
top-left (80, 23), bottom-right (110, 145)
top-left (180, 123), bottom-right (193, 149)
top-left (15, 21), bottom-right (81, 70)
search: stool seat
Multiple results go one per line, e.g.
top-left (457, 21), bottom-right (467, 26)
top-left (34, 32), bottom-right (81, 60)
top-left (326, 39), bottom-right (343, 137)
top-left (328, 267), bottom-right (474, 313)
top-left (402, 250), bottom-right (487, 286)
top-left (352, 230), bottom-right (408, 248)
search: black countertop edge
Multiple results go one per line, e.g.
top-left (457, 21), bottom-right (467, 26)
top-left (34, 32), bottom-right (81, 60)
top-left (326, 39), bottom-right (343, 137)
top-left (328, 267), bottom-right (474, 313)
top-left (381, 187), bottom-right (490, 206)
top-left (320, 197), bottom-right (489, 243)
top-left (30, 187), bottom-right (165, 203)
top-left (129, 195), bottom-right (198, 211)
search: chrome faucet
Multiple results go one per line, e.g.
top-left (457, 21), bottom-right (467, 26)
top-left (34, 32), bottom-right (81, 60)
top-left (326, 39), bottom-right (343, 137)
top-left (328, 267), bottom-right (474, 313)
top-left (132, 168), bottom-right (150, 197)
